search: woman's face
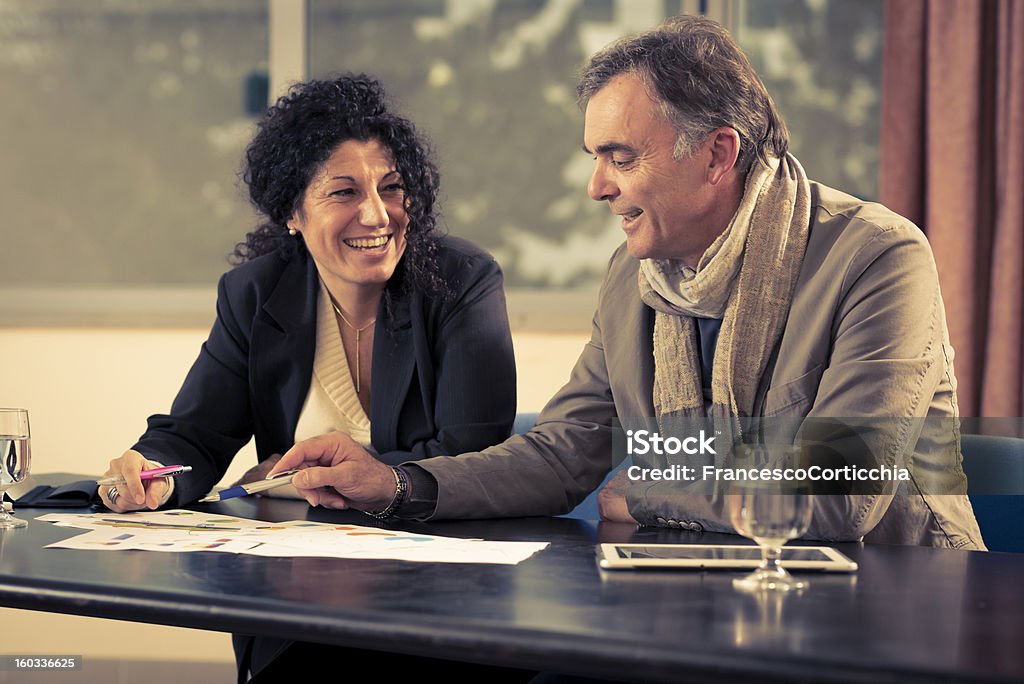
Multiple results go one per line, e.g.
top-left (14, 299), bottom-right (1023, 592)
top-left (289, 138), bottom-right (409, 298)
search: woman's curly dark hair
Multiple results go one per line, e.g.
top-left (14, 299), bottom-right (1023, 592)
top-left (233, 74), bottom-right (446, 300)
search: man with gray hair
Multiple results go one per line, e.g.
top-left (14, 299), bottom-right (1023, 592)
top-left (273, 15), bottom-right (984, 549)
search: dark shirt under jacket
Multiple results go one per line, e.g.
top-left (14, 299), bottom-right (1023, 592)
top-left (133, 235), bottom-right (517, 507)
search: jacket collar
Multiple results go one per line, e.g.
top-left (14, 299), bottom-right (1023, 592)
top-left (262, 250), bottom-right (319, 333)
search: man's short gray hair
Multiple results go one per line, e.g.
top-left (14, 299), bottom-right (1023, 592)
top-left (577, 15), bottom-right (789, 172)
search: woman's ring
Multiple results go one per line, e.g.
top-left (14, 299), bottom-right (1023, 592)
top-left (108, 485), bottom-right (120, 504)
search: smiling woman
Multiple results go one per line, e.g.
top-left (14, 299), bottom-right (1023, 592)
top-left (101, 73), bottom-right (517, 505)
top-left (287, 139), bottom-right (412, 401)
top-left (94, 73), bottom-right (518, 680)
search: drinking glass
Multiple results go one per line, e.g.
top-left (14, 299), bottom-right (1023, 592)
top-left (0, 408), bottom-right (31, 529)
top-left (727, 444), bottom-right (813, 592)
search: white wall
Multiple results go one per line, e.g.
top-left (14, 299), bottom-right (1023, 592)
top-left (0, 327), bottom-right (588, 666)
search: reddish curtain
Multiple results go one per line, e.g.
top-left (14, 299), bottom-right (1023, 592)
top-left (881, 0), bottom-right (1024, 417)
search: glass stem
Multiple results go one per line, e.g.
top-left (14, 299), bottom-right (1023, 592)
top-left (763, 545), bottom-right (784, 576)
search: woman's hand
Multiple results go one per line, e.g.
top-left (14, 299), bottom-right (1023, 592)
top-left (98, 450), bottom-right (174, 512)
top-left (270, 432), bottom-right (397, 511)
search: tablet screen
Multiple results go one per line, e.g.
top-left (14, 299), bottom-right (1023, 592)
top-left (615, 546), bottom-right (834, 562)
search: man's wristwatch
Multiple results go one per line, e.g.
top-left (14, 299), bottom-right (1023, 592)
top-left (364, 466), bottom-right (408, 520)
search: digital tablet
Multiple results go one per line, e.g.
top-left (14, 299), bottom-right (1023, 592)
top-left (597, 543), bottom-right (858, 572)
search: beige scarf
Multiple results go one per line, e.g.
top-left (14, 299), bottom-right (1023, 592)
top-left (639, 153), bottom-right (811, 434)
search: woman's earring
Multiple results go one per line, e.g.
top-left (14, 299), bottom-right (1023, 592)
top-left (287, 227), bottom-right (297, 236)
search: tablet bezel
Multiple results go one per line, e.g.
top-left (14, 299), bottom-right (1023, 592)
top-left (597, 543), bottom-right (858, 572)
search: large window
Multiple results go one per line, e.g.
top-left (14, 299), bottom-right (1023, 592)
top-left (0, 0), bottom-right (266, 287)
top-left (0, 0), bottom-right (882, 328)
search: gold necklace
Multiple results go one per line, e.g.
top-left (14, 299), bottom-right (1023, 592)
top-left (330, 300), bottom-right (376, 394)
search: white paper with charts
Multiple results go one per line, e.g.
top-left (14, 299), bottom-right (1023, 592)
top-left (38, 510), bottom-right (548, 565)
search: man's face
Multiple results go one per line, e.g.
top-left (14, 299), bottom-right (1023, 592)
top-left (583, 73), bottom-right (720, 264)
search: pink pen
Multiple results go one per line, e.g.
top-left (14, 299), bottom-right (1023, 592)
top-left (97, 465), bottom-right (193, 486)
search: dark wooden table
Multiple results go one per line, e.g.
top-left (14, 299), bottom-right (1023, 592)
top-left (1, 491), bottom-right (1021, 683)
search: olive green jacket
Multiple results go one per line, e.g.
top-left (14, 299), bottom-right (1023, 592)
top-left (416, 183), bottom-right (985, 549)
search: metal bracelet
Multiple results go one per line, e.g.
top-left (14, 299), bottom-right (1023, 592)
top-left (364, 466), bottom-right (408, 520)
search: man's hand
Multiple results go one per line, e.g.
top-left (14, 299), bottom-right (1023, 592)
top-left (269, 432), bottom-right (396, 511)
top-left (598, 470), bottom-right (639, 523)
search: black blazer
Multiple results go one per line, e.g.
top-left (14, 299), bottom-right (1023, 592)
top-left (134, 236), bottom-right (517, 506)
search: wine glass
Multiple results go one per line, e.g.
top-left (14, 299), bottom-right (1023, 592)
top-left (0, 408), bottom-right (31, 529)
top-left (727, 444), bottom-right (814, 592)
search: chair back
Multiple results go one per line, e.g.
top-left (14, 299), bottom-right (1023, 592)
top-left (961, 434), bottom-right (1024, 553)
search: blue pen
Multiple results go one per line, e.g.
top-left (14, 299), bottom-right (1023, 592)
top-left (198, 470), bottom-right (298, 502)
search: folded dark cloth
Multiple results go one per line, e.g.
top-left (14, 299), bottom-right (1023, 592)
top-left (15, 480), bottom-right (99, 508)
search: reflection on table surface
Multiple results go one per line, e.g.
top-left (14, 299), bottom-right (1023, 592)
top-left (1, 478), bottom-right (1022, 683)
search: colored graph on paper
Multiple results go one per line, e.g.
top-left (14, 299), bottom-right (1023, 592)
top-left (38, 511), bottom-right (547, 564)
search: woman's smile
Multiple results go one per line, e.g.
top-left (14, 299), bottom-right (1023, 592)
top-left (343, 234), bottom-right (393, 251)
